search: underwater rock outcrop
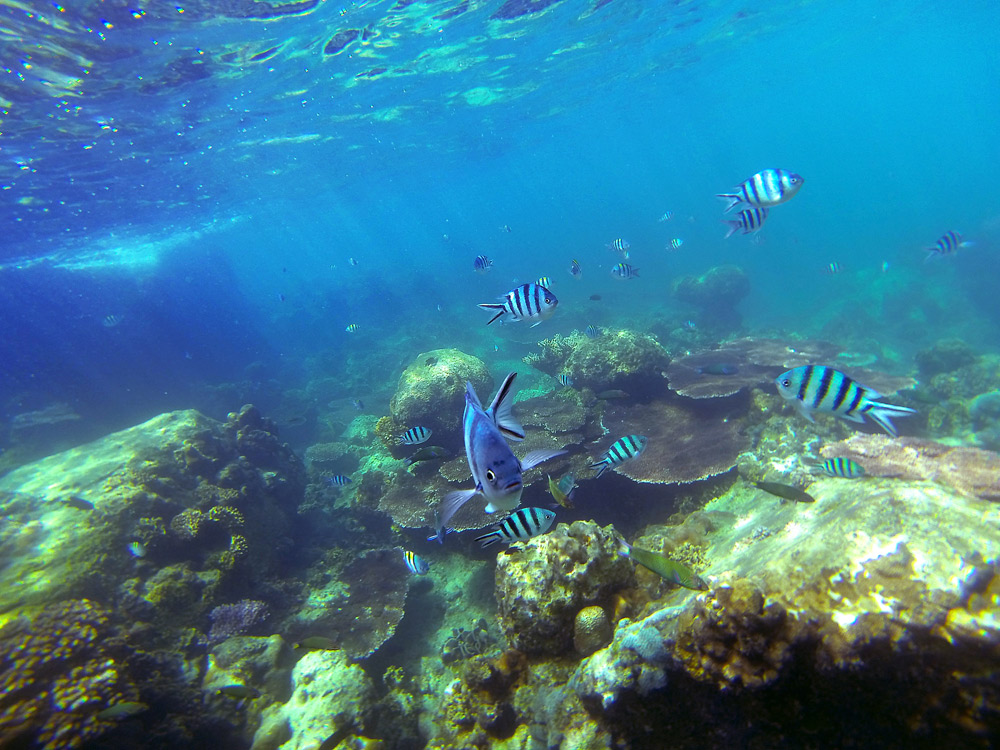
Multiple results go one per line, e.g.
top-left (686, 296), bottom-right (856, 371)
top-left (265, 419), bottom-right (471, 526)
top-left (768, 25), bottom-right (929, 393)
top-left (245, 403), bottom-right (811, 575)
top-left (822, 434), bottom-right (1000, 501)
top-left (495, 520), bottom-right (634, 656)
top-left (672, 265), bottom-right (750, 328)
top-left (562, 329), bottom-right (670, 396)
top-left (388, 348), bottom-right (492, 449)
top-left (567, 477), bottom-right (1000, 746)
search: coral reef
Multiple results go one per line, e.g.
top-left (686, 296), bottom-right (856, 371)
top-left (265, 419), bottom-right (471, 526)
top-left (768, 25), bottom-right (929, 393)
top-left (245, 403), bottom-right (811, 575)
top-left (495, 521), bottom-right (634, 655)
top-left (915, 337), bottom-right (979, 378)
top-left (284, 547), bottom-right (410, 659)
top-left (389, 348), bottom-right (492, 447)
top-left (822, 434), bottom-right (1000, 501)
top-left (250, 649), bottom-right (375, 750)
top-left (562, 329), bottom-right (670, 395)
top-left (441, 618), bottom-right (497, 663)
top-left (573, 606), bottom-right (613, 656)
top-left (0, 599), bottom-right (138, 750)
top-left (208, 599), bottom-right (270, 643)
top-left (598, 398), bottom-right (750, 484)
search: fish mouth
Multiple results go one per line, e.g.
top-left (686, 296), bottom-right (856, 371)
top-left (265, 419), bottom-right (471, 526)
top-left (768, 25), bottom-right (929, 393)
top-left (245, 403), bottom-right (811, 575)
top-left (504, 481), bottom-right (522, 491)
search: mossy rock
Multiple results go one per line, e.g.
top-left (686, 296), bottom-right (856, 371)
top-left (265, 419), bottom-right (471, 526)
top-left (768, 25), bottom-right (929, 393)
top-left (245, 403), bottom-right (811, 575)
top-left (563, 330), bottom-right (669, 396)
top-left (389, 349), bottom-right (492, 448)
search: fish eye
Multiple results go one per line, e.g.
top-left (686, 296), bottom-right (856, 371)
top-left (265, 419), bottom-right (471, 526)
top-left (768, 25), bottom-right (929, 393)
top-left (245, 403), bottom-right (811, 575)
top-left (544, 296), bottom-right (552, 304)
top-left (791, 176), bottom-right (801, 184)
top-left (486, 469), bottom-right (496, 482)
top-left (781, 378), bottom-right (791, 387)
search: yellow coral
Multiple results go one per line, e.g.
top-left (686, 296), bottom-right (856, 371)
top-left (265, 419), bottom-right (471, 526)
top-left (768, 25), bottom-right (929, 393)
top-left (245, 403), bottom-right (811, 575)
top-left (207, 505), bottom-right (245, 528)
top-left (169, 508), bottom-right (204, 540)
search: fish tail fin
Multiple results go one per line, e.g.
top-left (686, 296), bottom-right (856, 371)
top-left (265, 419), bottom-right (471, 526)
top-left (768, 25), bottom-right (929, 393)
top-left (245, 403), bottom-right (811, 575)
top-left (589, 459), bottom-right (609, 478)
top-left (864, 402), bottom-right (917, 437)
top-left (715, 193), bottom-right (742, 213)
top-left (478, 304), bottom-right (506, 325)
top-left (474, 531), bottom-right (501, 548)
top-left (520, 449), bottom-right (567, 471)
top-left (722, 219), bottom-right (741, 239)
top-left (488, 372), bottom-right (525, 441)
top-left (618, 539), bottom-right (631, 558)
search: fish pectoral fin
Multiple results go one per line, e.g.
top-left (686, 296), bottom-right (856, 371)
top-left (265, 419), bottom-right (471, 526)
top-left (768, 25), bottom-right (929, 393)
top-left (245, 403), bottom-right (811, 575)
top-left (795, 403), bottom-right (816, 423)
top-left (520, 449), bottom-right (567, 471)
top-left (439, 489), bottom-right (478, 529)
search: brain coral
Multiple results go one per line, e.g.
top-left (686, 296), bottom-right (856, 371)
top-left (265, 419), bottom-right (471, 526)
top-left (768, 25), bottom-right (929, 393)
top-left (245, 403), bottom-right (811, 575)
top-left (494, 521), bottom-right (634, 655)
top-left (389, 349), bottom-right (492, 446)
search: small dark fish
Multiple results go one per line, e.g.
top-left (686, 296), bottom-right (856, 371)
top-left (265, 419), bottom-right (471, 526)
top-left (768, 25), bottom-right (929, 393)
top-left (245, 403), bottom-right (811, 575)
top-left (326, 475), bottom-right (352, 487)
top-left (569, 259), bottom-right (582, 279)
top-left (102, 314), bottom-right (123, 328)
top-left (217, 685), bottom-right (261, 700)
top-left (406, 445), bottom-right (451, 465)
top-left (696, 363), bottom-right (739, 376)
top-left (585, 324), bottom-right (600, 338)
top-left (285, 415), bottom-right (307, 427)
top-left (352, 399), bottom-right (364, 411)
top-left (318, 722), bottom-right (356, 750)
top-left (596, 389), bottom-right (629, 400)
top-left (501, 224), bottom-right (512, 233)
top-left (753, 480), bottom-right (816, 503)
top-left (403, 549), bottom-right (430, 575)
top-left (348, 257), bottom-right (359, 266)
top-left (294, 636), bottom-right (339, 650)
top-left (823, 262), bottom-right (841, 275)
top-left (589, 294), bottom-right (602, 301)
top-left (61, 495), bottom-right (94, 511)
top-left (473, 254), bottom-right (493, 273)
top-left (95, 701), bottom-right (148, 721)
top-left (277, 293), bottom-right (286, 302)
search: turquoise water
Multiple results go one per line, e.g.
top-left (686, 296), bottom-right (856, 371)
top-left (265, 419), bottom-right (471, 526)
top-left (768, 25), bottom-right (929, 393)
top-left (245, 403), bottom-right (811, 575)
top-left (2, 2), bottom-right (1000, 748)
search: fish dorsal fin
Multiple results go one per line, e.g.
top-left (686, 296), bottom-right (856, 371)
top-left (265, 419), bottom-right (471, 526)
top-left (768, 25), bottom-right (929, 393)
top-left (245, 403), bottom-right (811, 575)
top-left (465, 381), bottom-right (484, 411)
top-left (487, 372), bottom-right (525, 441)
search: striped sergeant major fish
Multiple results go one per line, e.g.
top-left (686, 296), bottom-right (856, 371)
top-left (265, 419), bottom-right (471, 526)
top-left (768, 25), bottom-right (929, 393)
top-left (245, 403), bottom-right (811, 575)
top-left (812, 456), bottom-right (866, 479)
top-left (568, 259), bottom-right (582, 279)
top-left (722, 208), bottom-right (768, 239)
top-left (403, 549), bottom-right (430, 575)
top-left (611, 262), bottom-right (639, 280)
top-left (717, 169), bottom-right (804, 213)
top-left (479, 283), bottom-right (558, 327)
top-left (474, 507), bottom-right (556, 548)
top-left (775, 365), bottom-right (916, 437)
top-left (400, 426), bottom-right (432, 445)
top-left (558, 374), bottom-right (574, 387)
top-left (585, 324), bottom-right (600, 339)
top-left (606, 238), bottom-right (630, 257)
top-left (590, 434), bottom-right (648, 478)
top-left (326, 474), bottom-right (352, 487)
top-left (926, 230), bottom-right (971, 260)
top-left (473, 255), bottom-right (493, 273)
top-left (536, 276), bottom-right (553, 289)
top-left (438, 372), bottom-right (565, 531)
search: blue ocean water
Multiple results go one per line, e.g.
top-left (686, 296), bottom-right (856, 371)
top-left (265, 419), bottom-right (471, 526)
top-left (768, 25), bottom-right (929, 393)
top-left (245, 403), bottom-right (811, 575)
top-left (2, 1), bottom-right (998, 445)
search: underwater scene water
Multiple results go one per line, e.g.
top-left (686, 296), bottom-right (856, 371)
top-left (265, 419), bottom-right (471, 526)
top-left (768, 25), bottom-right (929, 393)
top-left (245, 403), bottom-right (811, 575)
top-left (2, 0), bottom-right (999, 748)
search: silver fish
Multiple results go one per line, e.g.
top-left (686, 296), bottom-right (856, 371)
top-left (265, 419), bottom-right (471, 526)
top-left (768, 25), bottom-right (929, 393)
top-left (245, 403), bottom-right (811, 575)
top-left (438, 372), bottom-right (565, 530)
top-left (717, 169), bottom-right (804, 213)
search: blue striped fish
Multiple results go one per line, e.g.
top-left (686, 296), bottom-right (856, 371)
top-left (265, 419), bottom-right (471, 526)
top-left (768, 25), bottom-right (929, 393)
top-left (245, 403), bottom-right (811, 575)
top-left (326, 474), bottom-right (352, 486)
top-left (775, 365), bottom-right (916, 437)
top-left (345, 323), bottom-right (360, 333)
top-left (611, 263), bottom-right (639, 280)
top-left (585, 324), bottom-right (600, 339)
top-left (479, 283), bottom-right (558, 327)
top-left (474, 507), bottom-right (556, 548)
top-left (667, 238), bottom-right (684, 250)
top-left (590, 434), bottom-right (648, 478)
top-left (558, 374), bottom-right (574, 387)
top-left (813, 457), bottom-right (866, 479)
top-left (925, 230), bottom-right (970, 260)
top-left (536, 275), bottom-right (553, 289)
top-left (717, 169), bottom-right (804, 213)
top-left (403, 549), bottom-right (430, 575)
top-left (400, 426), bottom-right (432, 445)
top-left (606, 238), bottom-right (630, 257)
top-left (473, 255), bottom-right (493, 273)
top-left (722, 208), bottom-right (768, 239)
top-left (568, 259), bottom-right (582, 279)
